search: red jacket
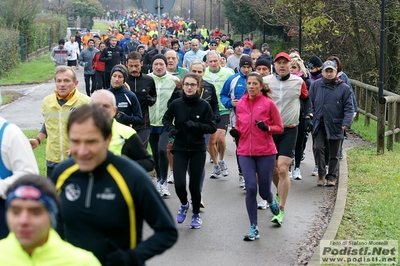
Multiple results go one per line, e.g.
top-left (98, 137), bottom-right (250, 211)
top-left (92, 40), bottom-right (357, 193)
top-left (236, 93), bottom-right (283, 156)
top-left (92, 51), bottom-right (105, 72)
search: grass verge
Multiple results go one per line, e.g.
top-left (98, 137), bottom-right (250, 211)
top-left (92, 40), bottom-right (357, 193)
top-left (336, 114), bottom-right (399, 246)
top-left (0, 52), bottom-right (55, 85)
top-left (93, 21), bottom-right (112, 34)
top-left (23, 130), bottom-right (47, 176)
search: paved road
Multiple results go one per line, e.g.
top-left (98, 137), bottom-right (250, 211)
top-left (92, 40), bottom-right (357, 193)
top-left (0, 71), bottom-right (354, 265)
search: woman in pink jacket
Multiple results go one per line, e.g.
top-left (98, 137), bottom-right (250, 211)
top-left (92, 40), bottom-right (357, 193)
top-left (233, 72), bottom-right (284, 241)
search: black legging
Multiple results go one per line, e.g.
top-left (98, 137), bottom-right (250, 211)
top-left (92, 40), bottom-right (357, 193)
top-left (295, 118), bottom-right (308, 168)
top-left (84, 74), bottom-right (96, 96)
top-left (173, 151), bottom-right (206, 214)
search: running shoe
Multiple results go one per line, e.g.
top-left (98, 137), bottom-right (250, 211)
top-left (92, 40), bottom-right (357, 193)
top-left (218, 160), bottom-right (229, 176)
top-left (161, 181), bottom-right (170, 197)
top-left (271, 210), bottom-right (284, 226)
top-left (311, 166), bottom-right (318, 176)
top-left (190, 213), bottom-right (202, 229)
top-left (177, 202), bottom-right (190, 223)
top-left (167, 171), bottom-right (174, 184)
top-left (209, 157), bottom-right (213, 163)
top-left (269, 199), bottom-right (280, 216)
top-left (317, 175), bottom-right (326, 186)
top-left (156, 180), bottom-right (162, 195)
top-left (288, 170), bottom-right (293, 180)
top-left (326, 165), bottom-right (329, 175)
top-left (301, 152), bottom-right (306, 161)
top-left (238, 174), bottom-right (245, 188)
top-left (243, 224), bottom-right (259, 241)
top-left (293, 168), bottom-right (302, 180)
top-left (326, 179), bottom-right (336, 187)
top-left (210, 165), bottom-right (221, 179)
top-left (257, 200), bottom-right (268, 210)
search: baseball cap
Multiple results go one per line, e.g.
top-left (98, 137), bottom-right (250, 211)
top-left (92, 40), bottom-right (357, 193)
top-left (274, 52), bottom-right (291, 62)
top-left (323, 60), bottom-right (337, 71)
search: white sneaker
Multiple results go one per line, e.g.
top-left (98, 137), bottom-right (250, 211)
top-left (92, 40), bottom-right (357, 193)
top-left (257, 200), bottom-right (269, 210)
top-left (167, 171), bottom-right (174, 184)
top-left (161, 181), bottom-right (170, 197)
top-left (325, 165), bottom-right (329, 175)
top-left (156, 180), bottom-right (162, 195)
top-left (311, 166), bottom-right (318, 176)
top-left (238, 174), bottom-right (245, 188)
top-left (218, 160), bottom-right (229, 176)
top-left (288, 170), bottom-right (293, 180)
top-left (293, 168), bottom-right (302, 180)
top-left (209, 157), bottom-right (213, 163)
top-left (210, 165), bottom-right (221, 179)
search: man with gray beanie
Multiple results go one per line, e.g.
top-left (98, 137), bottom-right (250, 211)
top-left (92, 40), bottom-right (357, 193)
top-left (0, 174), bottom-right (101, 265)
top-left (148, 54), bottom-right (180, 197)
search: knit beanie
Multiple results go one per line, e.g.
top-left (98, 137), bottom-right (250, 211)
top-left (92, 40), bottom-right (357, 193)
top-left (239, 55), bottom-right (252, 68)
top-left (308, 55), bottom-right (323, 69)
top-left (255, 56), bottom-right (271, 69)
top-left (152, 54), bottom-right (168, 65)
top-left (111, 64), bottom-right (128, 82)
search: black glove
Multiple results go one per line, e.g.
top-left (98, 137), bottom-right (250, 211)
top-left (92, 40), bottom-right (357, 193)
top-left (168, 128), bottom-right (178, 138)
top-left (256, 121), bottom-right (269, 131)
top-left (106, 239), bottom-right (131, 266)
top-left (146, 95), bottom-right (155, 106)
top-left (229, 128), bottom-right (240, 138)
top-left (115, 111), bottom-right (126, 121)
top-left (304, 118), bottom-right (313, 132)
top-left (184, 120), bottom-right (198, 128)
top-left (215, 114), bottom-right (221, 123)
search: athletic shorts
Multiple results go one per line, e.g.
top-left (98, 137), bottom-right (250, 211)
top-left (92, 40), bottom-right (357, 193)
top-left (272, 127), bottom-right (298, 158)
top-left (67, 60), bottom-right (77, 67)
top-left (217, 114), bottom-right (229, 131)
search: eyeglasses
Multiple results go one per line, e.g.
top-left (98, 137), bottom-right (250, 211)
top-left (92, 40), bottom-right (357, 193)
top-left (183, 83), bottom-right (198, 87)
top-left (210, 44), bottom-right (217, 46)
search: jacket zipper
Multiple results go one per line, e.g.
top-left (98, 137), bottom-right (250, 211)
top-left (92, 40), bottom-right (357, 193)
top-left (85, 173), bottom-right (94, 208)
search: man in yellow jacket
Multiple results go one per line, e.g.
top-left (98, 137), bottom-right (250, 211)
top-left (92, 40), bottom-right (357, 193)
top-left (29, 66), bottom-right (89, 177)
top-left (0, 174), bottom-right (100, 265)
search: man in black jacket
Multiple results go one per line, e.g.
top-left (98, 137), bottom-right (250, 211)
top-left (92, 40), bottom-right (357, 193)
top-left (51, 105), bottom-right (177, 266)
top-left (99, 36), bottom-right (125, 89)
top-left (125, 52), bottom-right (157, 148)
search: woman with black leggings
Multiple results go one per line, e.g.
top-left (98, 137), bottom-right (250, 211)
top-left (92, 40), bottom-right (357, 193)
top-left (163, 73), bottom-right (217, 229)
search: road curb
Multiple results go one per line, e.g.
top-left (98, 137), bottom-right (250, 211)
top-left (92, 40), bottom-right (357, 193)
top-left (308, 147), bottom-right (352, 265)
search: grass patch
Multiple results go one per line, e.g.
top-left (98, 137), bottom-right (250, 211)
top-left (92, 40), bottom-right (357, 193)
top-left (93, 21), bottom-right (112, 35)
top-left (1, 91), bottom-right (21, 104)
top-left (335, 114), bottom-right (400, 248)
top-left (0, 52), bottom-right (55, 85)
top-left (23, 130), bottom-right (47, 176)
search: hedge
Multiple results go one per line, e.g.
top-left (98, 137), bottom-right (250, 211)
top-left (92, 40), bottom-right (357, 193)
top-left (0, 28), bottom-right (20, 77)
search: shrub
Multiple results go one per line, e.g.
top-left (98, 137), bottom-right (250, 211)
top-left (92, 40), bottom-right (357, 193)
top-left (0, 28), bottom-right (21, 77)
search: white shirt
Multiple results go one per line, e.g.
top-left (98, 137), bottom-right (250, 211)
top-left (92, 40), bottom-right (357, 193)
top-left (64, 41), bottom-right (80, 60)
top-left (0, 118), bottom-right (39, 198)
